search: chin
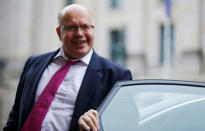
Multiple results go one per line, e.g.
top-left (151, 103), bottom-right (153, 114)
top-left (75, 51), bottom-right (89, 58)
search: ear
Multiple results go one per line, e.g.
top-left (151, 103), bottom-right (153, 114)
top-left (56, 27), bottom-right (62, 41)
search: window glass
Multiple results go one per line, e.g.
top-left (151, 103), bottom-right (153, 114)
top-left (110, 29), bottom-right (126, 65)
top-left (100, 84), bottom-right (205, 131)
top-left (160, 24), bottom-right (174, 65)
top-left (110, 0), bottom-right (121, 8)
top-left (66, 0), bottom-right (73, 5)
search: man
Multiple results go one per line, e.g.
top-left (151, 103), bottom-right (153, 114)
top-left (4, 4), bottom-right (132, 131)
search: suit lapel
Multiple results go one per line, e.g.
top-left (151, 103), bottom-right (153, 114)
top-left (22, 49), bottom-right (60, 116)
top-left (30, 50), bottom-right (60, 104)
top-left (69, 51), bottom-right (104, 131)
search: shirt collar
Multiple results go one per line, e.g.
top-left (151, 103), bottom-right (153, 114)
top-left (54, 47), bottom-right (93, 65)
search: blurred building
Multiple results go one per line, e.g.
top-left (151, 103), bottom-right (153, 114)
top-left (0, 0), bottom-right (65, 128)
top-left (1, 0), bottom-right (205, 128)
top-left (77, 0), bottom-right (205, 81)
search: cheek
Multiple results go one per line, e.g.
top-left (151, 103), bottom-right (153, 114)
top-left (62, 33), bottom-right (72, 43)
top-left (87, 33), bottom-right (94, 44)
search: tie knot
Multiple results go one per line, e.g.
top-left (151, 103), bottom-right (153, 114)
top-left (66, 60), bottom-right (79, 65)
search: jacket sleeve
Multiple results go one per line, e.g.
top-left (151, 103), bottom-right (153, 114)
top-left (3, 57), bottom-right (32, 131)
top-left (119, 69), bottom-right (132, 81)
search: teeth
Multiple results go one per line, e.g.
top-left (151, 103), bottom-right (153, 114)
top-left (74, 41), bottom-right (85, 44)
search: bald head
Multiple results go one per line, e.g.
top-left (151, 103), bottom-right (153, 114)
top-left (56, 4), bottom-right (95, 60)
top-left (58, 4), bottom-right (92, 26)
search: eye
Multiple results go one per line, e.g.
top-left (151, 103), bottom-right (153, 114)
top-left (82, 25), bottom-right (90, 30)
top-left (66, 26), bottom-right (77, 31)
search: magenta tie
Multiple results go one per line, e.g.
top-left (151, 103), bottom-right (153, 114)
top-left (22, 60), bottom-right (76, 131)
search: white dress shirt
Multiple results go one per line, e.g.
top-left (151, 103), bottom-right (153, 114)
top-left (36, 47), bottom-right (93, 131)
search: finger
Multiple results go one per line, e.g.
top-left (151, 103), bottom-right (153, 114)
top-left (88, 109), bottom-right (99, 129)
top-left (87, 112), bottom-right (99, 129)
top-left (78, 116), bottom-right (90, 131)
top-left (88, 109), bottom-right (98, 118)
top-left (82, 114), bottom-right (97, 131)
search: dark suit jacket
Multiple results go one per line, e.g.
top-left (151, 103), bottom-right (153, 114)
top-left (4, 49), bottom-right (132, 131)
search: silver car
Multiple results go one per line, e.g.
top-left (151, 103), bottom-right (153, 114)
top-left (98, 79), bottom-right (205, 131)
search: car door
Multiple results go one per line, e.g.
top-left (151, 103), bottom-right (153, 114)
top-left (98, 79), bottom-right (205, 131)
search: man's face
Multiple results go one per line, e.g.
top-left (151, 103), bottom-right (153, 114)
top-left (57, 8), bottom-right (94, 59)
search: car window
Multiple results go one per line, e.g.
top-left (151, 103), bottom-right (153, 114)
top-left (98, 80), bottom-right (205, 131)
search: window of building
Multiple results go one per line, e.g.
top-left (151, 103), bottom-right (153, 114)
top-left (110, 29), bottom-right (126, 65)
top-left (160, 0), bottom-right (164, 3)
top-left (160, 24), bottom-right (174, 65)
top-left (110, 0), bottom-right (121, 8)
top-left (66, 0), bottom-right (74, 5)
top-left (0, 59), bottom-right (6, 81)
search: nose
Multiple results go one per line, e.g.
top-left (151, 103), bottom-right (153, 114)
top-left (74, 27), bottom-right (84, 36)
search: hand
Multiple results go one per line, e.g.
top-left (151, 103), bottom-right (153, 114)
top-left (78, 109), bottom-right (99, 131)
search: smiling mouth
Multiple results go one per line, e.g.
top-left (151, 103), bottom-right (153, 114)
top-left (72, 40), bottom-right (87, 44)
